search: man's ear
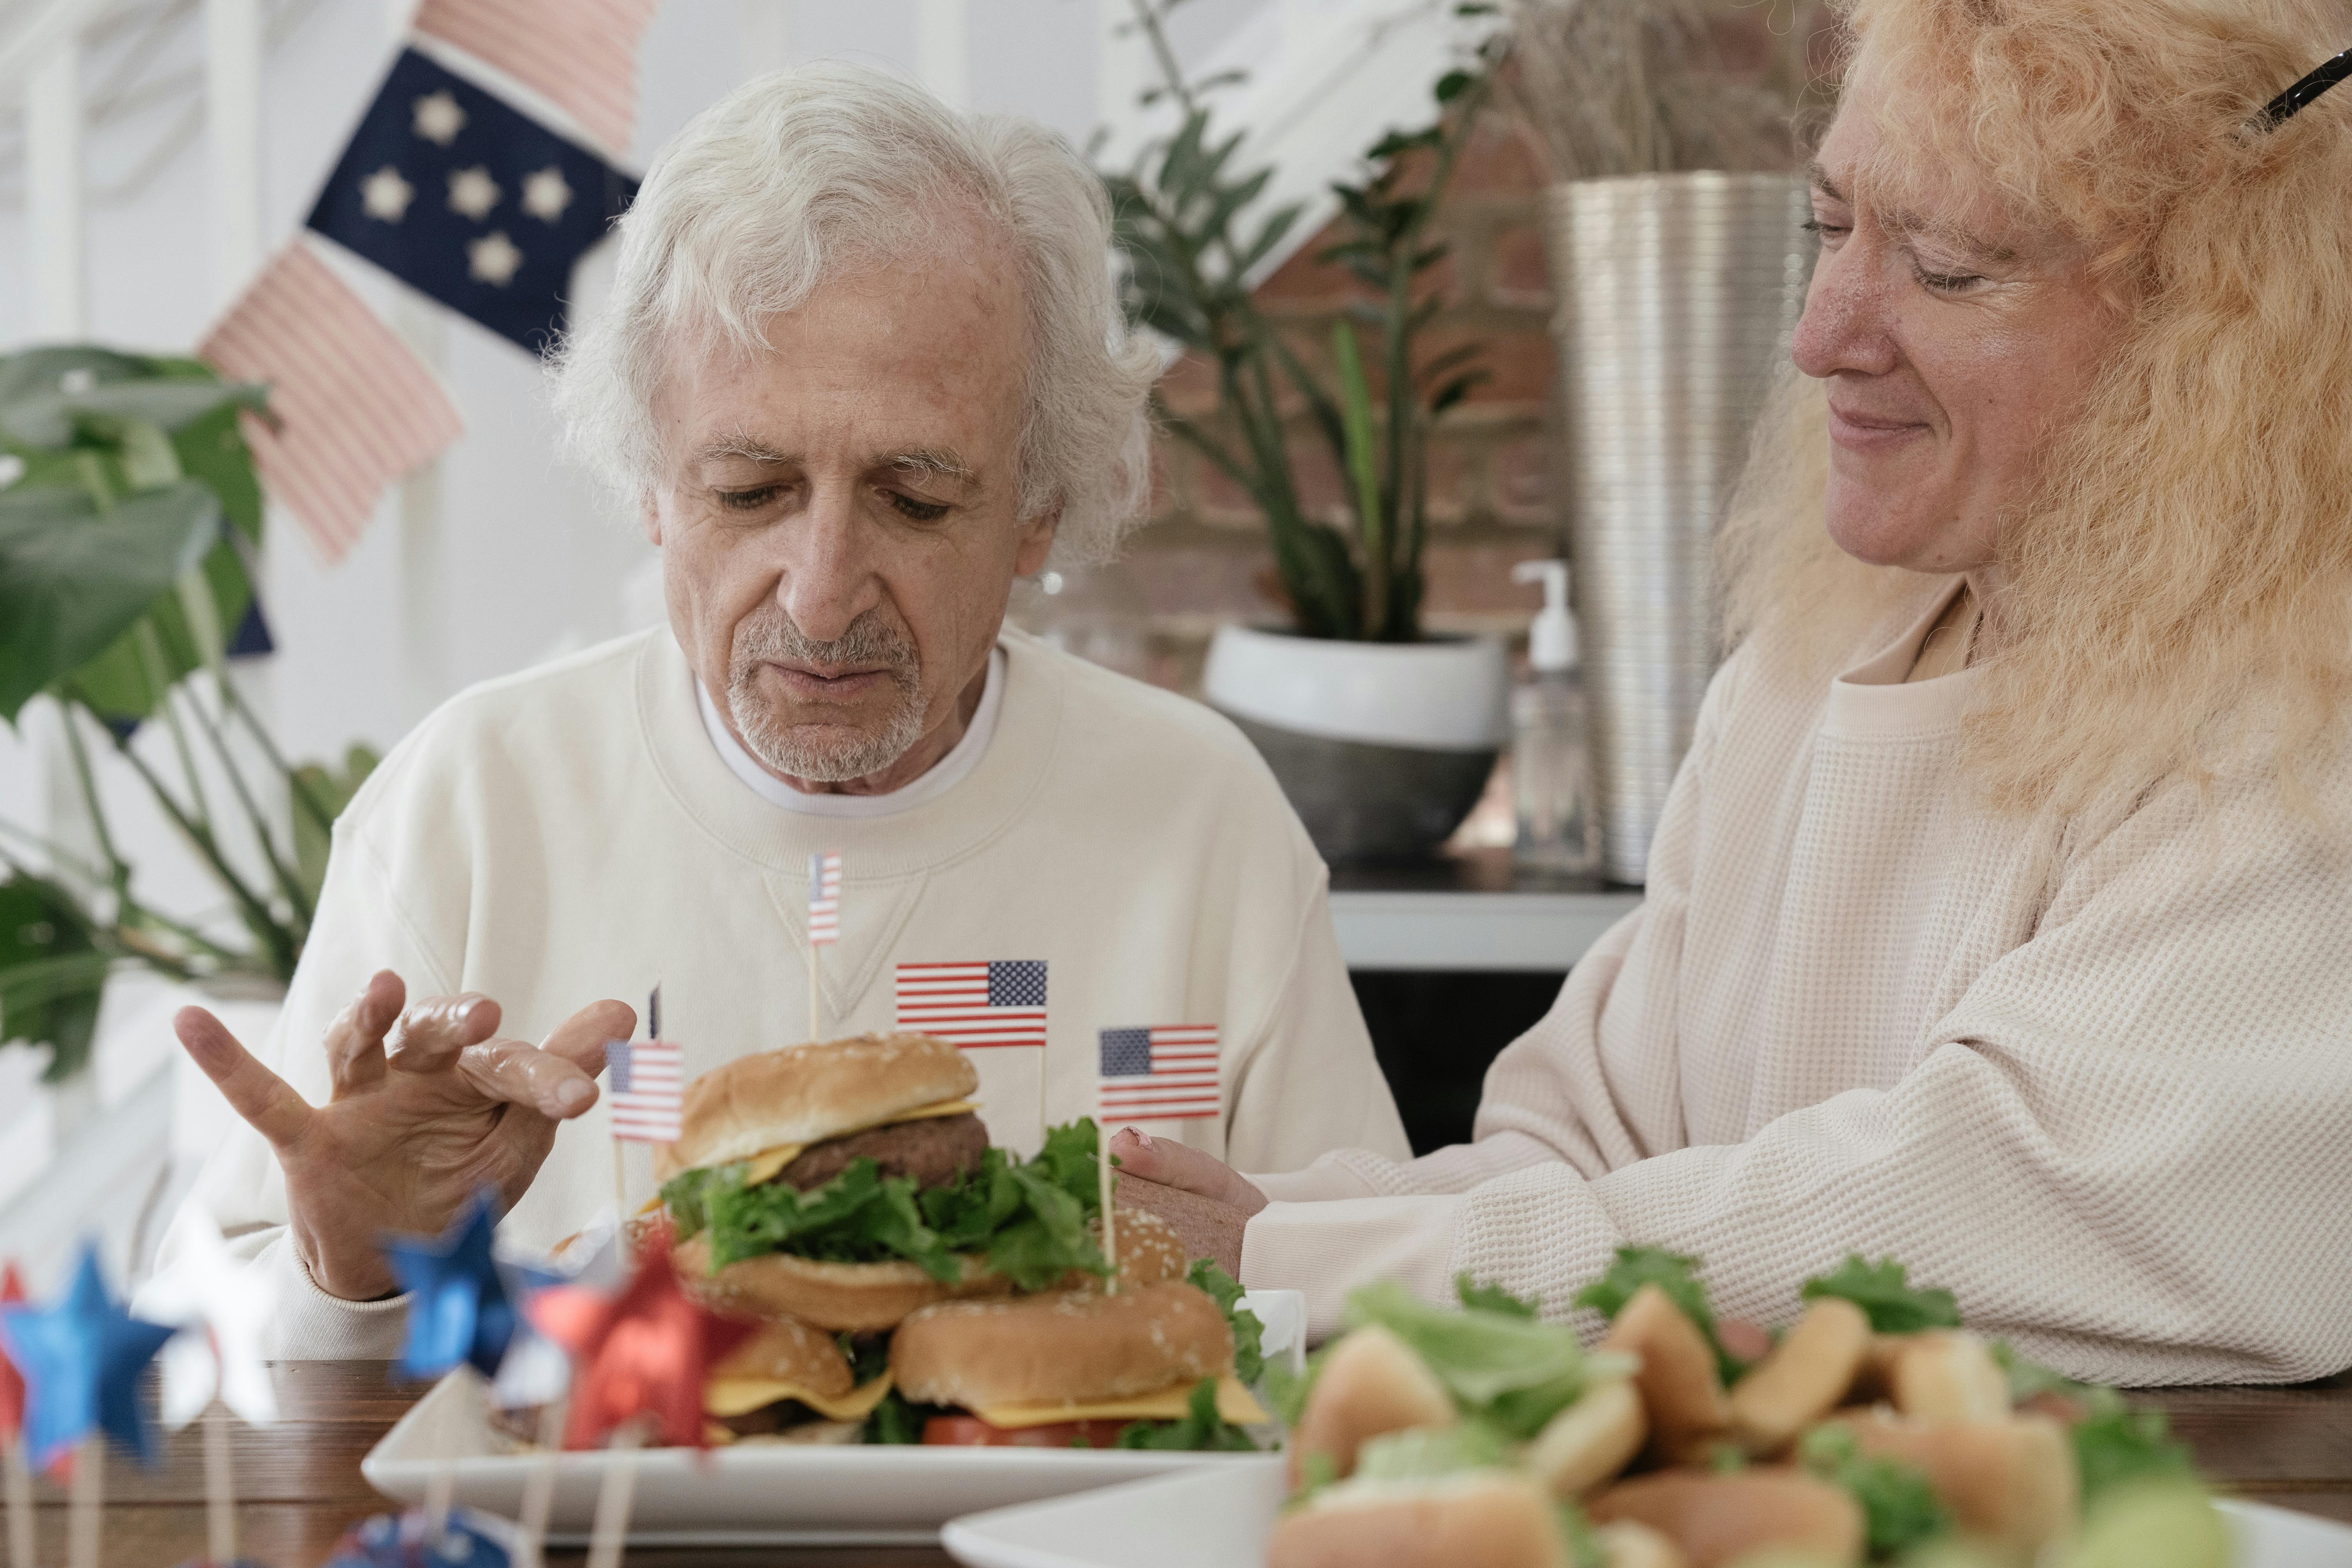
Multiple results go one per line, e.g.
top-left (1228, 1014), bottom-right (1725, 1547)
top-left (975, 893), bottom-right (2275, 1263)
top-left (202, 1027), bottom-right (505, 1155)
top-left (639, 488), bottom-right (664, 548)
top-left (1012, 507), bottom-right (1061, 577)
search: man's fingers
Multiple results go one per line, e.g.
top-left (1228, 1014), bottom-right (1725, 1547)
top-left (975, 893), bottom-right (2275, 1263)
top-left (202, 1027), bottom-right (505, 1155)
top-left (385, 993), bottom-right (502, 1075)
top-left (454, 1037), bottom-right (601, 1120)
top-left (174, 1006), bottom-right (312, 1149)
top-left (539, 999), bottom-right (639, 1074)
top-left (323, 970), bottom-right (405, 1098)
top-left (1106, 1127), bottom-right (1269, 1216)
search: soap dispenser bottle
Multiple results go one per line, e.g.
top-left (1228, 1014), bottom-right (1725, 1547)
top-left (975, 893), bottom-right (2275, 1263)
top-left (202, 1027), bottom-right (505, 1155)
top-left (1510, 560), bottom-right (1599, 875)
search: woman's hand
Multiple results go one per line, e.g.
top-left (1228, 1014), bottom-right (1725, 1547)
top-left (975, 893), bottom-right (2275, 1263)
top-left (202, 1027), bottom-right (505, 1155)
top-left (174, 970), bottom-right (635, 1301)
top-left (1106, 1127), bottom-right (1269, 1279)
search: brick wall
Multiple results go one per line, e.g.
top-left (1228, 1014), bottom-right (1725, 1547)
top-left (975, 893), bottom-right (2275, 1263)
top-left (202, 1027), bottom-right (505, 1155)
top-left (1107, 5), bottom-right (1835, 691)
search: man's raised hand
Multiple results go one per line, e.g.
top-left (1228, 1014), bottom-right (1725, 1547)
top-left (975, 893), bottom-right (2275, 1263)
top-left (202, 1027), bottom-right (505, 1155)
top-left (174, 970), bottom-right (635, 1301)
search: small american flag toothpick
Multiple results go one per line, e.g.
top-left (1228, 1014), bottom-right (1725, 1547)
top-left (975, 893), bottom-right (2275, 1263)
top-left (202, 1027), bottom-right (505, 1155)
top-left (1098, 1025), bottom-right (1221, 1123)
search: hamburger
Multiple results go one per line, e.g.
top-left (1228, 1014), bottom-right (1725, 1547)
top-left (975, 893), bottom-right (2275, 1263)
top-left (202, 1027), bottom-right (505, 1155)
top-left (884, 1279), bottom-right (1269, 1448)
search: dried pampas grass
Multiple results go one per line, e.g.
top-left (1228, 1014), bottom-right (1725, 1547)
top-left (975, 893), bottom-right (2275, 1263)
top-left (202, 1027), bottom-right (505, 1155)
top-left (1505, 0), bottom-right (1822, 178)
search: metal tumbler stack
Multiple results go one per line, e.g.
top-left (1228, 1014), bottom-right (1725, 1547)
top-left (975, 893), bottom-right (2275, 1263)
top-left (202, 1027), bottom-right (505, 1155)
top-left (1543, 172), bottom-right (1813, 884)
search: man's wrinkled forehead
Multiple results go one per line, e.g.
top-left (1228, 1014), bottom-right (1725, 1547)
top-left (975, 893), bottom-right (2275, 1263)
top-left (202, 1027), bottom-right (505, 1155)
top-left (688, 427), bottom-right (976, 485)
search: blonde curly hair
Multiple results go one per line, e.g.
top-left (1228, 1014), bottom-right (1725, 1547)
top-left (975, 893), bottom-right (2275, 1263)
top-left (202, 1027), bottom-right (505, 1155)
top-left (1721, 0), bottom-right (2352, 818)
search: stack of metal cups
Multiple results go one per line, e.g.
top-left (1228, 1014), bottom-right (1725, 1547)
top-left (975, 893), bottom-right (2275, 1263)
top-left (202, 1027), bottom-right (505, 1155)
top-left (1543, 172), bottom-right (1813, 884)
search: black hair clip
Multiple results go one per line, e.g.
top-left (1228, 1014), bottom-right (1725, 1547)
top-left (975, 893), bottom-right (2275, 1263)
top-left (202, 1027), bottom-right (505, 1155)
top-left (2255, 44), bottom-right (2352, 131)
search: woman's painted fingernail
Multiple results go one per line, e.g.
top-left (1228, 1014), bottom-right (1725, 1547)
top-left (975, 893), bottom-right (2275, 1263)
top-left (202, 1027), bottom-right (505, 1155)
top-left (1127, 1128), bottom-right (1151, 1149)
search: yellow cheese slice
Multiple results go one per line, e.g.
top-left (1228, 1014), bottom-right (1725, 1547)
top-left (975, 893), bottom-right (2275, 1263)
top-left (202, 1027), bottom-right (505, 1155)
top-left (973, 1376), bottom-right (1269, 1430)
top-left (735, 1099), bottom-right (981, 1187)
top-left (704, 1371), bottom-right (895, 1423)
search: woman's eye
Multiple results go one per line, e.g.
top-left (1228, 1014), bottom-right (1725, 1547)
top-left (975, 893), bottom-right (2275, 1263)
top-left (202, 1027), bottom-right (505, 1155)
top-left (888, 492), bottom-right (951, 524)
top-left (1802, 218), bottom-right (1849, 243)
top-left (1914, 267), bottom-right (1987, 295)
top-left (718, 485), bottom-right (782, 512)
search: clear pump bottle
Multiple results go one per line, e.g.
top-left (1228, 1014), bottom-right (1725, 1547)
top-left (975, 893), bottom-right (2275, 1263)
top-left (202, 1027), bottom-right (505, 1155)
top-left (1510, 561), bottom-right (1599, 875)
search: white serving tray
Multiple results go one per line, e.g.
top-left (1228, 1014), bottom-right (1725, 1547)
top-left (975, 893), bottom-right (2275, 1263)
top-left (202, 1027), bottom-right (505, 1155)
top-left (356, 1279), bottom-right (1316, 1557)
top-left (940, 1465), bottom-right (2352, 1568)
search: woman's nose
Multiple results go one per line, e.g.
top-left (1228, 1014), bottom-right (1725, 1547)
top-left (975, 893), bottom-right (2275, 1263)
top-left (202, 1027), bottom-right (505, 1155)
top-left (1791, 240), bottom-right (1901, 381)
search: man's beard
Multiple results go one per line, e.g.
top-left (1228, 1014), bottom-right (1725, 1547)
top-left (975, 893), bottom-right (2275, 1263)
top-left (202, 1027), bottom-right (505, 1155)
top-left (726, 604), bottom-right (926, 783)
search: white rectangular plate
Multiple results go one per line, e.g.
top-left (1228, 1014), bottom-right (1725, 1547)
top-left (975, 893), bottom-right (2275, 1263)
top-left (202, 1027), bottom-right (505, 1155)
top-left (939, 1465), bottom-right (2352, 1568)
top-left (361, 1371), bottom-right (1278, 1546)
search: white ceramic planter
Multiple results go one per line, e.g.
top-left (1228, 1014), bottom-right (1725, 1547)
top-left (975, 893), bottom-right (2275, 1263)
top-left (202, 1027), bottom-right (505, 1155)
top-left (1203, 626), bottom-right (1508, 862)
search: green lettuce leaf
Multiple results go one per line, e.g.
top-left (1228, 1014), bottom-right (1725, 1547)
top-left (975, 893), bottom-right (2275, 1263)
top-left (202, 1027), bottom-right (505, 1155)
top-left (1350, 1421), bottom-right (1514, 1482)
top-left (1799, 1424), bottom-right (1950, 1558)
top-left (1113, 1377), bottom-right (1258, 1451)
top-left (1345, 1281), bottom-right (1587, 1439)
top-left (1188, 1259), bottom-right (1266, 1385)
top-left (1456, 1274), bottom-right (1539, 1318)
top-left (1572, 1246), bottom-right (1746, 1385)
top-left (1801, 1255), bottom-right (1963, 1334)
top-left (2072, 1406), bottom-right (2196, 1506)
top-left (662, 1120), bottom-right (1113, 1290)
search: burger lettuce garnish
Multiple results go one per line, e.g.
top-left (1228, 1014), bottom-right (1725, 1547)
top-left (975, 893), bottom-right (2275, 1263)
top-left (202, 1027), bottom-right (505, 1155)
top-left (664, 1119), bottom-right (1112, 1292)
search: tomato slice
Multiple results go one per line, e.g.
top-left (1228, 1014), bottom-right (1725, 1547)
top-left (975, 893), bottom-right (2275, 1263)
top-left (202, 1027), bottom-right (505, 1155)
top-left (922, 1415), bottom-right (1131, 1448)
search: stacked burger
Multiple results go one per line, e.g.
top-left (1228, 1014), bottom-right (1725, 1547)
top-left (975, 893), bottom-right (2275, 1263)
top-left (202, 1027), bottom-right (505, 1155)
top-left (654, 1033), bottom-right (1267, 1448)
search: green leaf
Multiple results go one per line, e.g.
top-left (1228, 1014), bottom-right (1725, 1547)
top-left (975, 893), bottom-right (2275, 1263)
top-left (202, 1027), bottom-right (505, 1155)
top-left (1573, 1246), bottom-right (1746, 1386)
top-left (1113, 1377), bottom-right (1258, 1451)
top-left (0, 378), bottom-right (268, 449)
top-left (1350, 1420), bottom-right (1512, 1481)
top-left (1189, 1259), bottom-right (1266, 1384)
top-left (0, 347), bottom-right (157, 407)
top-left (2072, 1406), bottom-right (2197, 1506)
top-left (1455, 1274), bottom-right (1539, 1318)
top-left (0, 481), bottom-right (221, 722)
top-left (2067, 1481), bottom-right (2231, 1568)
top-left (1798, 1424), bottom-right (1950, 1557)
top-left (1345, 1280), bottom-right (1588, 1439)
top-left (1800, 1255), bottom-right (1963, 1335)
top-left (0, 873), bottom-right (108, 1082)
top-left (1434, 69), bottom-right (1475, 103)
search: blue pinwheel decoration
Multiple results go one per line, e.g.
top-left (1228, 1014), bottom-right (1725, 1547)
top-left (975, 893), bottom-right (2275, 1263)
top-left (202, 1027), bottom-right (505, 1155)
top-left (384, 1189), bottom-right (520, 1381)
top-left (0, 1242), bottom-right (176, 1468)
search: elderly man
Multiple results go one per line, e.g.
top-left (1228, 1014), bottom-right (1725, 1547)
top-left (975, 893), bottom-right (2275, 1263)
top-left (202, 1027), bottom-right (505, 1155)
top-left (162, 63), bottom-right (1406, 1352)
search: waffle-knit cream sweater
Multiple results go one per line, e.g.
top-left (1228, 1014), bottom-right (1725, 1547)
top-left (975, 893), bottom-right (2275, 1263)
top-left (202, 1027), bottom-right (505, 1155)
top-left (162, 626), bottom-right (1407, 1356)
top-left (1246, 582), bottom-right (2352, 1386)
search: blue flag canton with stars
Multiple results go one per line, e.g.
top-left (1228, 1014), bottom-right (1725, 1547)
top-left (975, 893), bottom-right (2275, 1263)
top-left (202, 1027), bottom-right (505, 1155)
top-left (307, 47), bottom-right (637, 356)
top-left (1098, 1026), bottom-right (1152, 1077)
top-left (987, 960), bottom-right (1048, 1009)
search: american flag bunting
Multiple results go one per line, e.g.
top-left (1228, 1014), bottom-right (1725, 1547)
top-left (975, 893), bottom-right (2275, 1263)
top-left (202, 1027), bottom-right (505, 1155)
top-left (605, 1036), bottom-right (683, 1142)
top-left (808, 851), bottom-right (842, 946)
top-left (895, 961), bottom-right (1047, 1049)
top-left (1098, 1025), bottom-right (1221, 1122)
top-left (197, 241), bottom-right (463, 563)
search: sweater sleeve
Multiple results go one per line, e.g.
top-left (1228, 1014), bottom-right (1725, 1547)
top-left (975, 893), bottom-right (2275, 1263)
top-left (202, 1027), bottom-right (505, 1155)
top-left (1224, 866), bottom-right (1412, 1176)
top-left (149, 782), bottom-right (459, 1359)
top-left (1254, 749), bottom-right (2352, 1384)
top-left (1240, 653), bottom-right (1730, 1307)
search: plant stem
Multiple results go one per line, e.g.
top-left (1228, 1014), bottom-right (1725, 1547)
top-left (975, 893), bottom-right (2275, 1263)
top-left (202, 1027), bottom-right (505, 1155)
top-left (188, 693), bottom-right (314, 933)
top-left (55, 704), bottom-right (132, 907)
top-left (215, 674), bottom-right (337, 841)
top-left (136, 624), bottom-right (219, 837)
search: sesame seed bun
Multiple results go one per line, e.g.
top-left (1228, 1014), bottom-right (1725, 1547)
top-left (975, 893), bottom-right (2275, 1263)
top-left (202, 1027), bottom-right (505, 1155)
top-left (890, 1281), bottom-right (1233, 1411)
top-left (653, 1033), bottom-right (979, 1181)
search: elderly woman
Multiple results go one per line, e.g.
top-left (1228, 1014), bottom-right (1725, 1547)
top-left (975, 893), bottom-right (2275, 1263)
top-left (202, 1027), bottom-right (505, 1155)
top-left (1118, 0), bottom-right (2352, 1385)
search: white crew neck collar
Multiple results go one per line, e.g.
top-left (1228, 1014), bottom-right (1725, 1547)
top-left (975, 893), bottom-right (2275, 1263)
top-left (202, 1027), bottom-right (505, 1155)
top-left (693, 647), bottom-right (1007, 818)
top-left (1823, 578), bottom-right (1985, 741)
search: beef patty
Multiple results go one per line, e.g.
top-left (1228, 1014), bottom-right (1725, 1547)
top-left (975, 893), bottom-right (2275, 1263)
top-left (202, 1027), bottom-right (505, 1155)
top-left (778, 1111), bottom-right (987, 1192)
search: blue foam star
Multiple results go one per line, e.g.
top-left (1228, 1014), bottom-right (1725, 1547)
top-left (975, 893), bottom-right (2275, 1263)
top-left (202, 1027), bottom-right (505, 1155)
top-left (324, 1506), bottom-right (512, 1567)
top-left (0, 1242), bottom-right (177, 1469)
top-left (384, 1190), bottom-right (518, 1381)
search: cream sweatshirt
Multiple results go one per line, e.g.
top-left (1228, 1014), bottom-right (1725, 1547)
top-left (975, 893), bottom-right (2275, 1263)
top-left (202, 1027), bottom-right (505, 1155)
top-left (1245, 583), bottom-right (2352, 1387)
top-left (165, 626), bottom-right (1408, 1356)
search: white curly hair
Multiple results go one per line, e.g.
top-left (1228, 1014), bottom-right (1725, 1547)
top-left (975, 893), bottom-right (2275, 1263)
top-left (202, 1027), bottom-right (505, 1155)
top-left (552, 62), bottom-right (1160, 564)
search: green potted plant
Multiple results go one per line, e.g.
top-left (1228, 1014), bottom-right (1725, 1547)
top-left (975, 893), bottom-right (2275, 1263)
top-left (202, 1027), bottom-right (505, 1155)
top-left (0, 345), bottom-right (376, 1086)
top-left (1101, 0), bottom-right (1514, 861)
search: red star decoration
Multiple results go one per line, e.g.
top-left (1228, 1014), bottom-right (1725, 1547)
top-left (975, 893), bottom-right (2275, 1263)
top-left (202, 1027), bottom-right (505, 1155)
top-left (524, 1221), bottom-right (751, 1451)
top-left (0, 1263), bottom-right (24, 1441)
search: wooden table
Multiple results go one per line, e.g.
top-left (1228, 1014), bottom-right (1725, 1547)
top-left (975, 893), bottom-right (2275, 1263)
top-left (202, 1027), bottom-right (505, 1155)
top-left (14, 1362), bottom-right (2350, 1567)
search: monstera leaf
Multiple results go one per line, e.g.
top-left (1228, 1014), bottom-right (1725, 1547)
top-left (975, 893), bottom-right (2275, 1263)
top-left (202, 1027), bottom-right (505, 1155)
top-left (0, 872), bottom-right (109, 1082)
top-left (0, 480), bottom-right (222, 721)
